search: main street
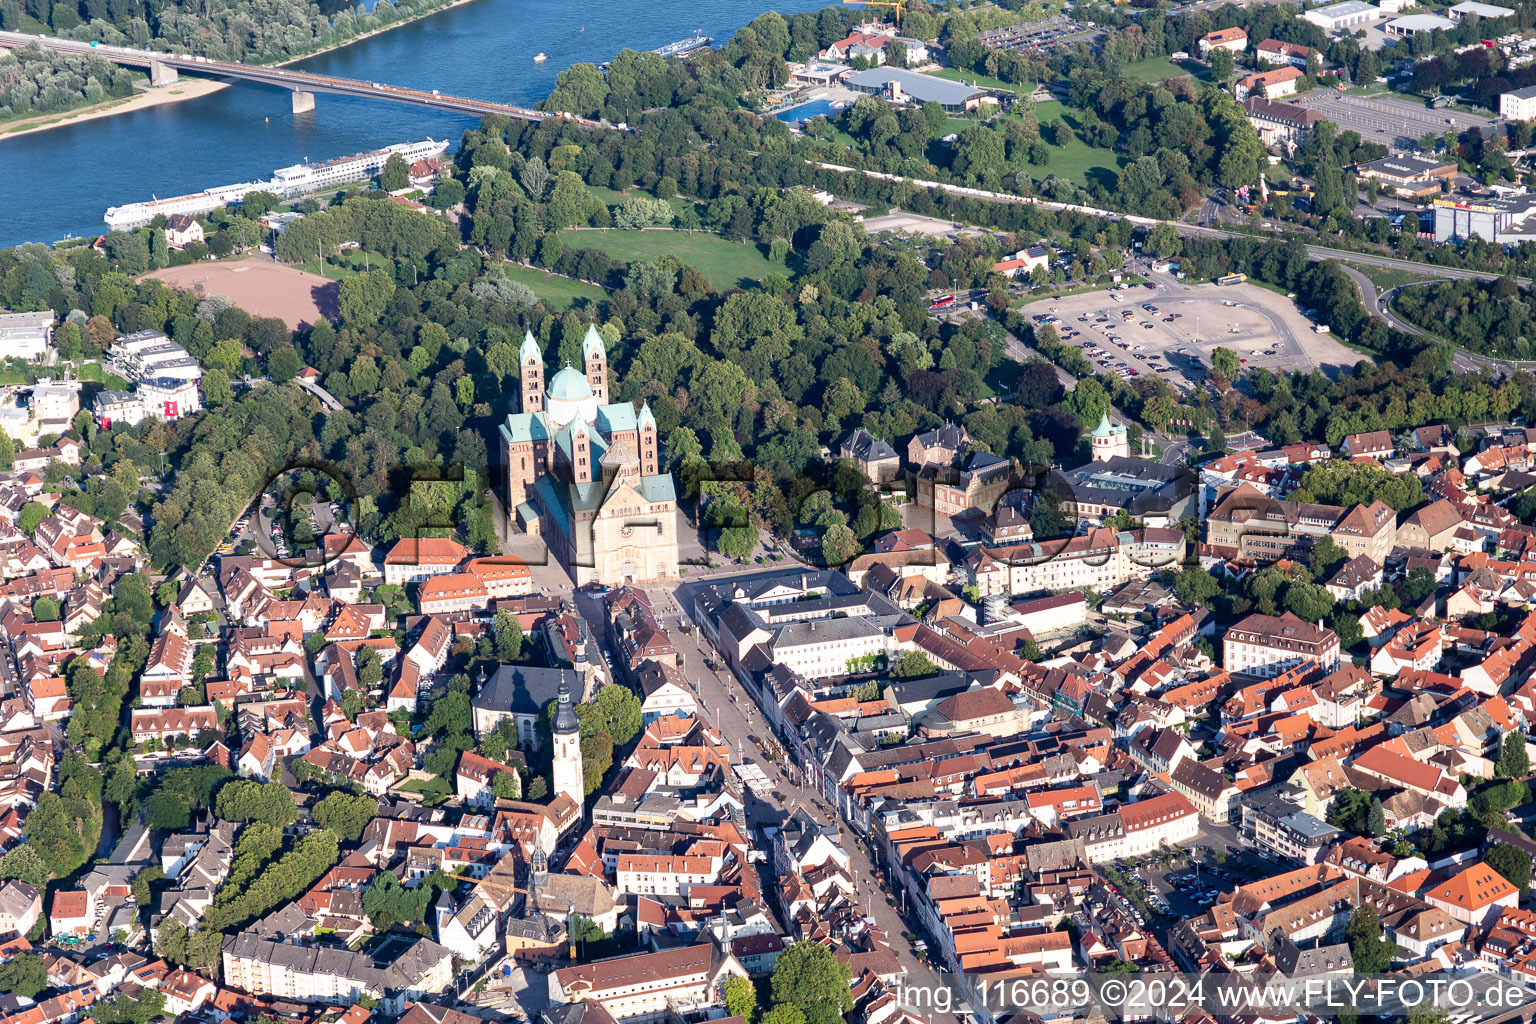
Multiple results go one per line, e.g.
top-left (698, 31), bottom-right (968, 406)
top-left (553, 570), bottom-right (954, 1011)
top-left (661, 592), bottom-right (953, 1009)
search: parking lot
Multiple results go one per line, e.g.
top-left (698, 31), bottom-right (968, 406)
top-left (1026, 294), bottom-right (1301, 394)
top-left (1283, 89), bottom-right (1494, 150)
top-left (1020, 277), bottom-right (1364, 387)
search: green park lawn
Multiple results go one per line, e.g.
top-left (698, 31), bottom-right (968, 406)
top-left (1025, 101), bottom-right (1127, 189)
top-left (587, 184), bottom-right (698, 219)
top-left (398, 777), bottom-right (451, 800)
top-left (294, 257), bottom-right (366, 282)
top-left (74, 362), bottom-right (131, 389)
top-left (500, 264), bottom-right (607, 311)
top-left (1119, 57), bottom-right (1196, 84)
top-left (558, 228), bottom-right (784, 290)
top-left (930, 66), bottom-right (1021, 93)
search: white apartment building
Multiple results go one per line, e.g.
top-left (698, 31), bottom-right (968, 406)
top-left (1503, 85), bottom-right (1536, 120)
top-left (1116, 791), bottom-right (1200, 857)
top-left (767, 616), bottom-right (898, 679)
top-left (110, 331), bottom-right (203, 384)
top-left (92, 390), bottom-right (148, 429)
top-left (222, 933), bottom-right (453, 1011)
top-left (699, 569), bottom-right (912, 681)
top-left (1223, 611), bottom-right (1340, 678)
top-left (1073, 791), bottom-right (1200, 863)
top-left (1198, 26), bottom-right (1249, 53)
top-left (138, 376), bottom-right (202, 420)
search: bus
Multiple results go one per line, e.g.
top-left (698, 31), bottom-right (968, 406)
top-left (929, 294), bottom-right (956, 310)
top-left (1217, 273), bottom-right (1248, 286)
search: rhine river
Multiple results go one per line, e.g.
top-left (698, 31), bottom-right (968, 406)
top-left (0, 0), bottom-right (823, 248)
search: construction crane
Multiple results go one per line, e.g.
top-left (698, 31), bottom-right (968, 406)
top-left (473, 874), bottom-right (579, 960)
top-left (841, 0), bottom-right (905, 31)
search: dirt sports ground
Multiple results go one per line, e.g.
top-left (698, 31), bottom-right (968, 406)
top-left (143, 258), bottom-right (338, 330)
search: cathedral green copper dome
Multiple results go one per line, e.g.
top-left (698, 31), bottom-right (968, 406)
top-left (548, 365), bottom-right (593, 402)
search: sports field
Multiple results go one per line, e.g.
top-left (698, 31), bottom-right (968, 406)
top-left (144, 258), bottom-right (336, 329)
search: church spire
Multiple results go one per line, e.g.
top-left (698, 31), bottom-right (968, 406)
top-left (551, 678), bottom-right (584, 808)
top-left (554, 679), bottom-right (579, 735)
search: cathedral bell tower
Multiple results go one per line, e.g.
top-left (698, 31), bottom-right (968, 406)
top-left (521, 330), bottom-right (545, 414)
top-left (551, 679), bottom-right (584, 807)
top-left (583, 324), bottom-right (608, 404)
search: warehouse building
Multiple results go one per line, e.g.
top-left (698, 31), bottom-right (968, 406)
top-left (1385, 12), bottom-right (1455, 35)
top-left (1433, 193), bottom-right (1536, 245)
top-left (1448, 0), bottom-right (1514, 18)
top-left (1302, 0), bottom-right (1381, 30)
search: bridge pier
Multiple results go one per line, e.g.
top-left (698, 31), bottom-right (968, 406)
top-left (148, 60), bottom-right (177, 87)
top-left (290, 90), bottom-right (314, 114)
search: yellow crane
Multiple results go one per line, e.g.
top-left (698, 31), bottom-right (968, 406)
top-left (841, 0), bottom-right (905, 31)
top-left (474, 875), bottom-right (578, 960)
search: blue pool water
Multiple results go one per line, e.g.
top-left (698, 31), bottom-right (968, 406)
top-left (776, 98), bottom-right (841, 122)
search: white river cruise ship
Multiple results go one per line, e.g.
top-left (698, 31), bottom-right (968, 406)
top-left (103, 138), bottom-right (448, 230)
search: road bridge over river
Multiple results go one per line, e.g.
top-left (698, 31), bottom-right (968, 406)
top-left (0, 30), bottom-right (619, 127)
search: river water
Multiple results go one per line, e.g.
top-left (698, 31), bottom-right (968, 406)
top-left (0, 0), bottom-right (820, 248)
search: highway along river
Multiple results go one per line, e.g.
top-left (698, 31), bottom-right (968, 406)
top-left (0, 0), bottom-right (822, 248)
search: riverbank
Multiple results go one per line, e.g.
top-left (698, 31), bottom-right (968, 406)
top-left (0, 0), bottom-right (483, 143)
top-left (0, 78), bottom-right (230, 139)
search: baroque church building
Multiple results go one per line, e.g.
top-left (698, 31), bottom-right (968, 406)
top-left (500, 325), bottom-right (680, 587)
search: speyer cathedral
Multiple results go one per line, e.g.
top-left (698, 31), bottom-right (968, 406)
top-left (499, 325), bottom-right (680, 587)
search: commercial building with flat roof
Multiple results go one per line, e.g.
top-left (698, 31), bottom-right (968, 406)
top-left (0, 311), bottom-right (53, 362)
top-left (1356, 153), bottom-right (1457, 196)
top-left (1302, 0), bottom-right (1380, 30)
top-left (844, 67), bottom-right (990, 111)
top-left (1433, 193), bottom-right (1536, 245)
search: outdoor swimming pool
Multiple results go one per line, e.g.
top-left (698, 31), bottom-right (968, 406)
top-left (776, 98), bottom-right (842, 122)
